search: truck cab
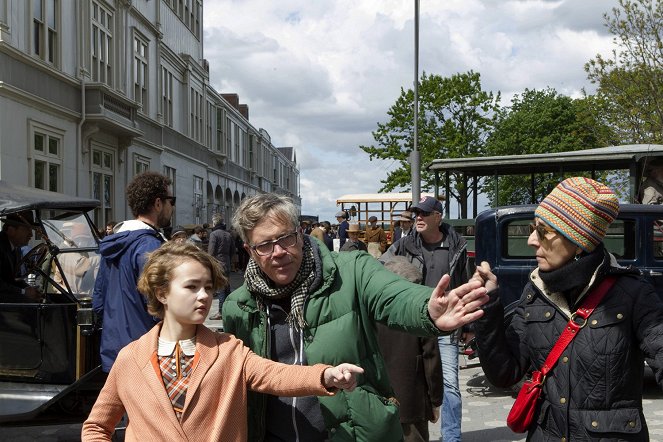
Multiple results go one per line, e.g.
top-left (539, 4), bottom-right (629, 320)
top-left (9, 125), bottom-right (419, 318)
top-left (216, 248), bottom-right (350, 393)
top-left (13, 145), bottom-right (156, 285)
top-left (474, 204), bottom-right (663, 315)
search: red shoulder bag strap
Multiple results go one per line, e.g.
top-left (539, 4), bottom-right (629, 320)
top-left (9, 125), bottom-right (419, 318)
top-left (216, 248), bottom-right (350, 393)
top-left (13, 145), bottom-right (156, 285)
top-left (539, 276), bottom-right (617, 377)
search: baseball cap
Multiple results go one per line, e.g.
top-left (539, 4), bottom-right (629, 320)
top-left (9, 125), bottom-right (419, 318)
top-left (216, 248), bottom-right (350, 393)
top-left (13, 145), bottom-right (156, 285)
top-left (410, 196), bottom-right (444, 214)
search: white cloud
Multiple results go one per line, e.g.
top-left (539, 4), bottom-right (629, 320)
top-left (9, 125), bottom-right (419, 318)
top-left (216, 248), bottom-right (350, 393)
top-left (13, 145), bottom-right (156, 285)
top-left (203, 0), bottom-right (619, 222)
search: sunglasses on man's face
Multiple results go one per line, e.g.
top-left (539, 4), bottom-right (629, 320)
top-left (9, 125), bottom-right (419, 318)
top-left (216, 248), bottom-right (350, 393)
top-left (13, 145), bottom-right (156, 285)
top-left (528, 223), bottom-right (557, 241)
top-left (161, 196), bottom-right (176, 206)
top-left (412, 210), bottom-right (434, 217)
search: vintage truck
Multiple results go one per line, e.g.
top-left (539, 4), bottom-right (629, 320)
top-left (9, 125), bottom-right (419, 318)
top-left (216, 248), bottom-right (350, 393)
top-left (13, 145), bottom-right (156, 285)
top-left (473, 203), bottom-right (663, 316)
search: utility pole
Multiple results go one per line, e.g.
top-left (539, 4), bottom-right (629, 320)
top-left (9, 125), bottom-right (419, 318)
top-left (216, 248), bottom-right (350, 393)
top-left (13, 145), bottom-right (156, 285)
top-left (411, 0), bottom-right (421, 204)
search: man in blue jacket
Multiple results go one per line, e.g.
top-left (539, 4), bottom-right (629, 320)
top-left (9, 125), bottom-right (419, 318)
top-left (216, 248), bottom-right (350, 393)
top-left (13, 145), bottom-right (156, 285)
top-left (92, 172), bottom-right (174, 372)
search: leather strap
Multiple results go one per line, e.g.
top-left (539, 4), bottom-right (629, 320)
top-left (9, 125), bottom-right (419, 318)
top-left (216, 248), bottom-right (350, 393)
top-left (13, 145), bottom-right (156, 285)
top-left (539, 276), bottom-right (616, 377)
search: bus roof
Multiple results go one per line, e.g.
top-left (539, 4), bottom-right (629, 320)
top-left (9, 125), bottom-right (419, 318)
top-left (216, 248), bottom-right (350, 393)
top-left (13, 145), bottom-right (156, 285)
top-left (336, 192), bottom-right (438, 204)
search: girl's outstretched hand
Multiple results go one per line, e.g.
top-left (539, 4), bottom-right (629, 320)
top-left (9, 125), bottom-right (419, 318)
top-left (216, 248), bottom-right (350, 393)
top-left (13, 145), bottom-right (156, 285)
top-left (323, 364), bottom-right (364, 392)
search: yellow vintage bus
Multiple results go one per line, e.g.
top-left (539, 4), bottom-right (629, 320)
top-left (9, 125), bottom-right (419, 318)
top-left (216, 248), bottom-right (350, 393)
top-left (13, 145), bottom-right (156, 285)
top-left (335, 192), bottom-right (438, 244)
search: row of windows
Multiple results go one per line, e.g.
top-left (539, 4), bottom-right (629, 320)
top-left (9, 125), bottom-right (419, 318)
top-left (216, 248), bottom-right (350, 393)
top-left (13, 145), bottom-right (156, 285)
top-left (28, 0), bottom-right (296, 183)
top-left (164, 0), bottom-right (201, 39)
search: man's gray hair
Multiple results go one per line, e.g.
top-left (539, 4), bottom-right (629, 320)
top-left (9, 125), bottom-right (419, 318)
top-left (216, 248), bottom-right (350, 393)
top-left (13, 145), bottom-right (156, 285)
top-left (232, 193), bottom-right (299, 243)
top-left (383, 255), bottom-right (423, 284)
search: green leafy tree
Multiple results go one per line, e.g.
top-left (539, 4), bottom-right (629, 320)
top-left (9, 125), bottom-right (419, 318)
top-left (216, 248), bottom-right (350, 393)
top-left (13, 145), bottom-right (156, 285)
top-left (484, 88), bottom-right (608, 205)
top-left (585, 0), bottom-right (663, 143)
top-left (360, 71), bottom-right (500, 218)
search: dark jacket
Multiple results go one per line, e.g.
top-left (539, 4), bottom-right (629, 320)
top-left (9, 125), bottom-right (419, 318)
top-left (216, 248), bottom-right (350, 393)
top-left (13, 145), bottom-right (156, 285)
top-left (92, 223), bottom-right (163, 372)
top-left (339, 239), bottom-right (367, 252)
top-left (474, 251), bottom-right (663, 441)
top-left (381, 223), bottom-right (469, 292)
top-left (337, 220), bottom-right (349, 247)
top-left (207, 225), bottom-right (235, 274)
top-left (223, 241), bottom-right (442, 441)
top-left (0, 231), bottom-right (27, 301)
top-left (376, 324), bottom-right (442, 423)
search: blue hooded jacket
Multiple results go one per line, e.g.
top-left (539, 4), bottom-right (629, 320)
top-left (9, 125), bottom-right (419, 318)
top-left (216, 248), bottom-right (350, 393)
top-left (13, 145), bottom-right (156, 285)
top-left (92, 226), bottom-right (164, 372)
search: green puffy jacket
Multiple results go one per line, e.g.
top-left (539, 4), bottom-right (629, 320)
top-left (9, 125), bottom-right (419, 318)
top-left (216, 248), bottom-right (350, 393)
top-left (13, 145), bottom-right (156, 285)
top-left (222, 245), bottom-right (441, 441)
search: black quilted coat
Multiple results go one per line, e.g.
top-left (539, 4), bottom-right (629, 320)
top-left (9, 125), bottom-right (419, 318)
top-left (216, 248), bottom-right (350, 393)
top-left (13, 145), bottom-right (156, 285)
top-left (475, 252), bottom-right (663, 441)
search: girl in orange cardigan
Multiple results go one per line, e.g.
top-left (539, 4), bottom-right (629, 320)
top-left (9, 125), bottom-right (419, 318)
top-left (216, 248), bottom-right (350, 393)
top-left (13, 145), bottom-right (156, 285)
top-left (82, 242), bottom-right (362, 441)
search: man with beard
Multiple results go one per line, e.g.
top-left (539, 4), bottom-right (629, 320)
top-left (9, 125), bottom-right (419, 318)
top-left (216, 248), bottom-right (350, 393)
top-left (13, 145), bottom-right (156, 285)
top-left (93, 172), bottom-right (174, 372)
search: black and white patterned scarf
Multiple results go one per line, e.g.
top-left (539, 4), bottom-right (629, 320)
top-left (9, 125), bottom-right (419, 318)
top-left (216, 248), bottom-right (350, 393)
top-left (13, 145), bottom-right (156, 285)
top-left (244, 235), bottom-right (316, 330)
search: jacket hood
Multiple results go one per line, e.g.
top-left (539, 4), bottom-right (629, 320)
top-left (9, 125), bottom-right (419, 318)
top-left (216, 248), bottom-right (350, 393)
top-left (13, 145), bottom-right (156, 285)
top-left (98, 228), bottom-right (162, 262)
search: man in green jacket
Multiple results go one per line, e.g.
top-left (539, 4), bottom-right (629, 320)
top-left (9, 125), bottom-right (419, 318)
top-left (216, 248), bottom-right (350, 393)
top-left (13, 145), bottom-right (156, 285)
top-left (222, 193), bottom-right (489, 442)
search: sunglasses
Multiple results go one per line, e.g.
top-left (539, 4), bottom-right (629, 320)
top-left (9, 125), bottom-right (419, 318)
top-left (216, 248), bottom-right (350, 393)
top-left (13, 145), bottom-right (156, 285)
top-left (412, 210), bottom-right (434, 217)
top-left (161, 196), bottom-right (176, 206)
top-left (528, 223), bottom-right (557, 241)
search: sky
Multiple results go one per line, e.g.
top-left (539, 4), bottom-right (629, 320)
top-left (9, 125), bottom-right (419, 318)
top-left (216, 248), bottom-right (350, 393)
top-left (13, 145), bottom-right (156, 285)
top-left (203, 0), bottom-right (620, 222)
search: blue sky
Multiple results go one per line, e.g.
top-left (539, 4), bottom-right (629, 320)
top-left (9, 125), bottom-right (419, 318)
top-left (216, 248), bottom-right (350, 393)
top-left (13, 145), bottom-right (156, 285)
top-left (203, 0), bottom-right (619, 222)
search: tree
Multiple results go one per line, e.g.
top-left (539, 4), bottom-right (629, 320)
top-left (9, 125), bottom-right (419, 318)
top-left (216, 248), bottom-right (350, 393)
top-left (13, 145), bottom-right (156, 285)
top-left (360, 71), bottom-right (500, 218)
top-left (484, 88), bottom-right (609, 205)
top-left (585, 0), bottom-right (663, 144)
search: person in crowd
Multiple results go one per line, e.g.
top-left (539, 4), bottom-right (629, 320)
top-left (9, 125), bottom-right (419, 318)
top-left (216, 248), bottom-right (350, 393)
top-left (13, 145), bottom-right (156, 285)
top-left (364, 215), bottom-right (387, 258)
top-left (473, 177), bottom-right (663, 440)
top-left (208, 214), bottom-right (235, 321)
top-left (392, 211), bottom-right (414, 242)
top-left (335, 211), bottom-right (350, 248)
top-left (222, 193), bottom-right (489, 442)
top-left (310, 221), bottom-right (334, 251)
top-left (381, 196), bottom-right (467, 442)
top-left (0, 211), bottom-right (42, 302)
top-left (641, 160), bottom-right (663, 204)
top-left (200, 223), bottom-right (210, 250)
top-left (300, 219), bottom-right (312, 235)
top-left (188, 225), bottom-right (204, 249)
top-left (339, 223), bottom-right (367, 252)
top-left (92, 172), bottom-right (174, 372)
top-left (320, 221), bottom-right (334, 251)
top-left (377, 255), bottom-right (443, 442)
top-left (56, 222), bottom-right (99, 296)
top-left (82, 241), bottom-right (363, 441)
top-left (169, 226), bottom-right (188, 244)
top-left (309, 220), bottom-right (326, 243)
top-left (233, 229), bottom-right (250, 272)
top-left (105, 221), bottom-right (117, 237)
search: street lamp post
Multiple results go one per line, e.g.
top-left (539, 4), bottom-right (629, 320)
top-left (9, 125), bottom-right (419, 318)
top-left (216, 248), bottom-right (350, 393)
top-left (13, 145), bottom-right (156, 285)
top-left (411, 0), bottom-right (421, 205)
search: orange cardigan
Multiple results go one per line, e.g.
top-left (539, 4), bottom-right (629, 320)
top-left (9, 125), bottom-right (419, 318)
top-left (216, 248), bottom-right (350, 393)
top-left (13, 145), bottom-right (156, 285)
top-left (82, 323), bottom-right (333, 441)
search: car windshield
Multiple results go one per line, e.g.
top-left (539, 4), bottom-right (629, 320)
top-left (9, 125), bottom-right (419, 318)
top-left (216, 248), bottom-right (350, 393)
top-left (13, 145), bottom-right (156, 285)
top-left (41, 212), bottom-right (98, 250)
top-left (18, 210), bottom-right (101, 300)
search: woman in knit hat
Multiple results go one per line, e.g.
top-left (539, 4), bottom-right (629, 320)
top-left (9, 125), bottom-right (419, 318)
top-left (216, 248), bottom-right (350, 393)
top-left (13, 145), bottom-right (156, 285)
top-left (472, 177), bottom-right (663, 440)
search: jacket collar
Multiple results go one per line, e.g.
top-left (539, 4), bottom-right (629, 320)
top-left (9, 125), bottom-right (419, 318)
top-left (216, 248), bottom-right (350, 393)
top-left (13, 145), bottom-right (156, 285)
top-left (129, 323), bottom-right (220, 436)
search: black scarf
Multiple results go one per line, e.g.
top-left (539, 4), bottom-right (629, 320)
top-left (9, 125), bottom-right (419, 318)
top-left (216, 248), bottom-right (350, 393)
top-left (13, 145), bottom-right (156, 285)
top-left (538, 243), bottom-right (606, 307)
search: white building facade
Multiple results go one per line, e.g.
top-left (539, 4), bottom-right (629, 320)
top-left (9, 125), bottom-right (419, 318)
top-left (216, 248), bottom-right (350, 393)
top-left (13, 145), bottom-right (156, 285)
top-left (0, 0), bottom-right (300, 229)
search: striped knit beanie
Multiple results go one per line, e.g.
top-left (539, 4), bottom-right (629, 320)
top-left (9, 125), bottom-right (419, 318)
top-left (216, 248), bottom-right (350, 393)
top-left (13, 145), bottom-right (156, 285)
top-left (534, 177), bottom-right (619, 252)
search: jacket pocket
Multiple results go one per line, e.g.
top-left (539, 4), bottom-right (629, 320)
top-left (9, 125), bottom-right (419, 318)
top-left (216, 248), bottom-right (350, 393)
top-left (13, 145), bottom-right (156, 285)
top-left (580, 408), bottom-right (642, 436)
top-left (523, 304), bottom-right (557, 324)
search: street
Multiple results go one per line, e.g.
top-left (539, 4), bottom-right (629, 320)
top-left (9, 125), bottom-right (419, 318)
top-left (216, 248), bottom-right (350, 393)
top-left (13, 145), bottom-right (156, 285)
top-left (2, 346), bottom-right (662, 441)
top-left (2, 269), bottom-right (663, 442)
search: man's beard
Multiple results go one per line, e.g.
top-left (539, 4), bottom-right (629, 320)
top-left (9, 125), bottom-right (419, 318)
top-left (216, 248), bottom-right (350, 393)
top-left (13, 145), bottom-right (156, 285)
top-left (157, 213), bottom-right (172, 229)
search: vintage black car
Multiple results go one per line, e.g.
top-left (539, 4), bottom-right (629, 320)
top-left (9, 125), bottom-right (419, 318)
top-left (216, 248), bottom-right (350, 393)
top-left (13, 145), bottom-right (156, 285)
top-left (0, 180), bottom-right (105, 424)
top-left (474, 203), bottom-right (663, 316)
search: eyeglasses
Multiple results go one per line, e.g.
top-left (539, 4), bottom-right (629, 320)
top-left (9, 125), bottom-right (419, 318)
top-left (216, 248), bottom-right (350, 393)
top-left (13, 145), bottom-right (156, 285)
top-left (412, 210), bottom-right (434, 217)
top-left (161, 196), bottom-right (176, 206)
top-left (528, 223), bottom-right (557, 241)
top-left (250, 231), bottom-right (299, 256)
